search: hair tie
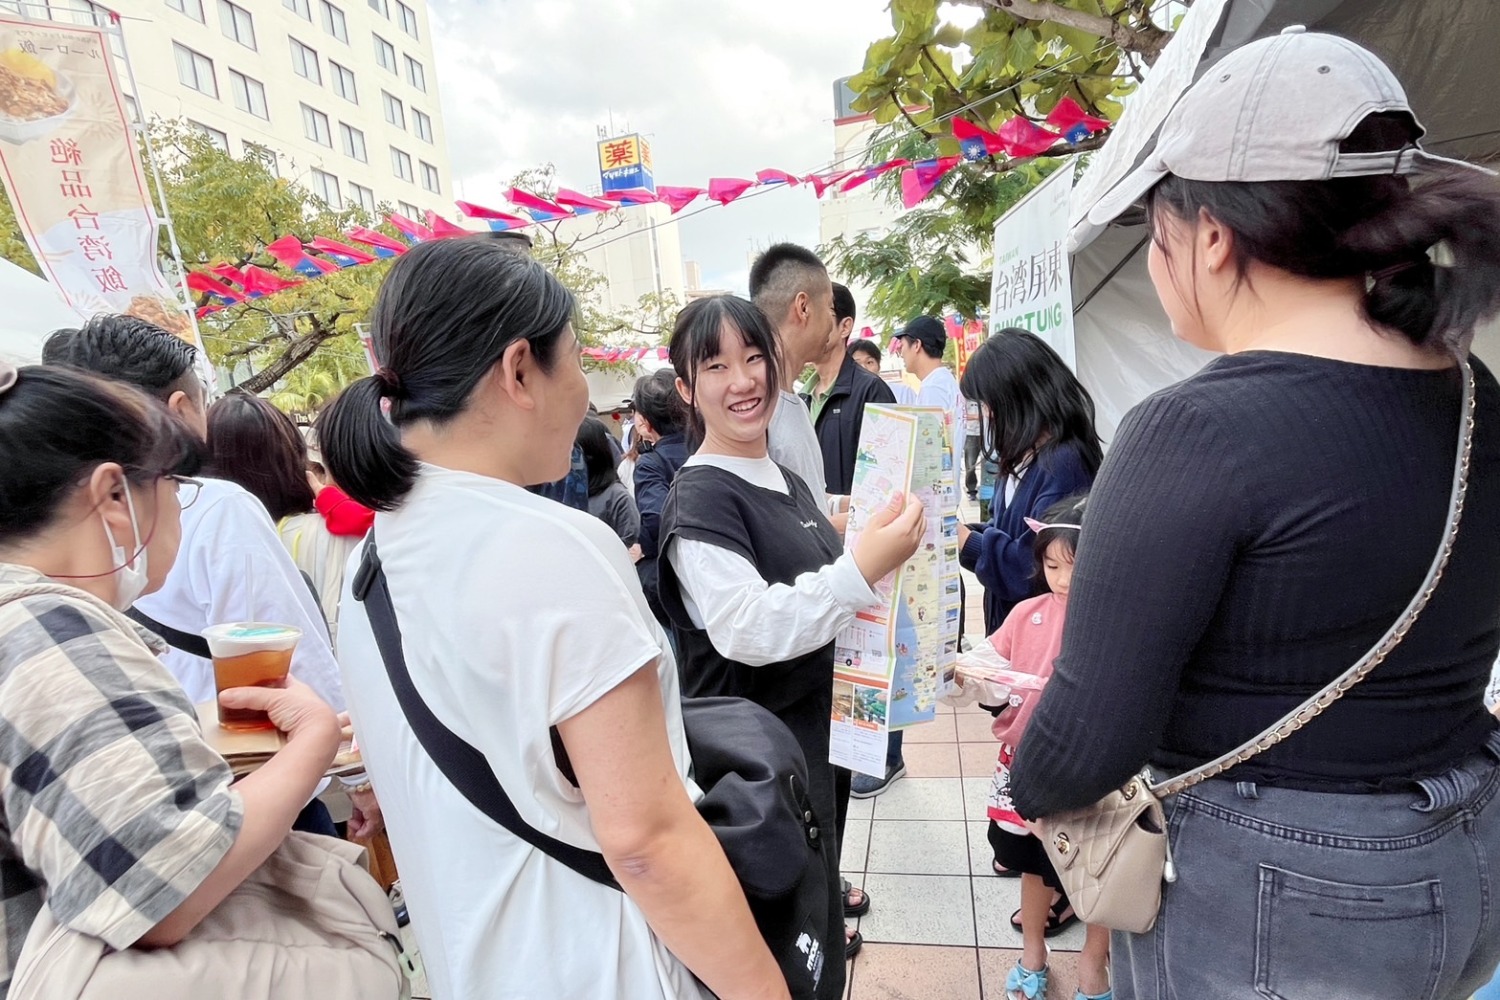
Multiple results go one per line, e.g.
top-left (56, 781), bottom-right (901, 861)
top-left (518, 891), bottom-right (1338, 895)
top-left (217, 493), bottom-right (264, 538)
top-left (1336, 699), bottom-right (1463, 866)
top-left (375, 367), bottom-right (403, 397)
top-left (0, 359), bottom-right (16, 398)
top-left (1024, 517), bottom-right (1082, 533)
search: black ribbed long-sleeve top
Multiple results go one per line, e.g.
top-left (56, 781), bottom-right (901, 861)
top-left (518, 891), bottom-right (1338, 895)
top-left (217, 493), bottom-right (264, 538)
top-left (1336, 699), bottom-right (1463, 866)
top-left (1010, 352), bottom-right (1500, 818)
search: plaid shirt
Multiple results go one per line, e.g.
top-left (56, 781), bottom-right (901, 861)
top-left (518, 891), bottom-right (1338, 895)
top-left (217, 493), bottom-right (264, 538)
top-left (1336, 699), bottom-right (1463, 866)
top-left (0, 564), bottom-right (242, 996)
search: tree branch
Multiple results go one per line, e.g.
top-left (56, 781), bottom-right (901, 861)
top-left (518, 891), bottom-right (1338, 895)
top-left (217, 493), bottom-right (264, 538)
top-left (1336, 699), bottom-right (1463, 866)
top-left (893, 91), bottom-right (938, 140)
top-left (953, 0), bottom-right (1170, 61)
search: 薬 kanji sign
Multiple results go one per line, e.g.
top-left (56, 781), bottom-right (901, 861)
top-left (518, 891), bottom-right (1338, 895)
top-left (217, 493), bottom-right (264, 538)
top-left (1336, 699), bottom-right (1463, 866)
top-left (595, 132), bottom-right (655, 195)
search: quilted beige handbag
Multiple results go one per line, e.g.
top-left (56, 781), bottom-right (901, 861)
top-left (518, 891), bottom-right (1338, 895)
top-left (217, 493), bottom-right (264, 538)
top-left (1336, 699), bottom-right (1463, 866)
top-left (1036, 360), bottom-right (1476, 934)
top-left (9, 832), bottom-right (410, 1000)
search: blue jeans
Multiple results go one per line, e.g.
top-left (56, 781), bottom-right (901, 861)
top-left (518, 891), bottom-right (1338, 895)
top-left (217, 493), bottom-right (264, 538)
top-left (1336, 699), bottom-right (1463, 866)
top-left (1114, 730), bottom-right (1500, 1000)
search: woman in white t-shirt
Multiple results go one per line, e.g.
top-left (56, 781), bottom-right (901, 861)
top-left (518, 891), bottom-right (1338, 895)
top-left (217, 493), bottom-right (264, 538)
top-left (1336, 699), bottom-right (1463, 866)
top-left (319, 238), bottom-right (787, 1000)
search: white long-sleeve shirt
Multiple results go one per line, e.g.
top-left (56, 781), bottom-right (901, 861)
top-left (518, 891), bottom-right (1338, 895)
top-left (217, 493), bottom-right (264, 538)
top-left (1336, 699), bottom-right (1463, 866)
top-left (667, 453), bottom-right (874, 666)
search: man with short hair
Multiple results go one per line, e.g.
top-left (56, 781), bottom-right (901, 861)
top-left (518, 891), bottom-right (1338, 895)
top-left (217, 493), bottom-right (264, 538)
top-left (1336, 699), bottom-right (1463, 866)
top-left (747, 242), bottom-right (840, 505)
top-left (799, 284), bottom-right (897, 495)
top-left (847, 338), bottom-right (884, 376)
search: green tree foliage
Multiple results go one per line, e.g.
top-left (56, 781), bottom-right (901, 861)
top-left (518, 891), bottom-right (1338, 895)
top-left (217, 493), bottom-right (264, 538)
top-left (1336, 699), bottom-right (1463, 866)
top-left (825, 0), bottom-right (1179, 325)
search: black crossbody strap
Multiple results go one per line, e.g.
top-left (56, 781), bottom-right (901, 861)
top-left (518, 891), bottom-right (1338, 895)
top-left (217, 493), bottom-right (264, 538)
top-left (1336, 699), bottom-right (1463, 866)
top-left (352, 537), bottom-right (620, 891)
top-left (124, 607), bottom-right (213, 659)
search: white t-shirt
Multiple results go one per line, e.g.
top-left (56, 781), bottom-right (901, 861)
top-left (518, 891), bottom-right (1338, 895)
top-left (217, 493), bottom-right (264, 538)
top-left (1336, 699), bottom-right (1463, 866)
top-left (134, 477), bottom-right (344, 710)
top-left (917, 366), bottom-right (967, 499)
top-left (336, 465), bottom-right (709, 1000)
top-left (767, 388), bottom-right (827, 500)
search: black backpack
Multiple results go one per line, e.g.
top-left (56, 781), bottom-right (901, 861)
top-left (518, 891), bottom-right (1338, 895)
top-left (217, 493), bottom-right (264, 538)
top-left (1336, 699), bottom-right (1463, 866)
top-left (352, 538), bottom-right (833, 998)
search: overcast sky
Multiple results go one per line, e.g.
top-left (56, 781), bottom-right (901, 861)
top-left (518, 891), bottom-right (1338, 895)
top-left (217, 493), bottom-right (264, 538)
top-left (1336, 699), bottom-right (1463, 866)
top-left (427, 0), bottom-right (906, 294)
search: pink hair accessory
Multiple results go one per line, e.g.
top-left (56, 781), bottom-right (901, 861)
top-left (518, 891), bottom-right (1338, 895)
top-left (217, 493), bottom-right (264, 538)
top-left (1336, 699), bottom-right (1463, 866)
top-left (1024, 516), bottom-right (1081, 533)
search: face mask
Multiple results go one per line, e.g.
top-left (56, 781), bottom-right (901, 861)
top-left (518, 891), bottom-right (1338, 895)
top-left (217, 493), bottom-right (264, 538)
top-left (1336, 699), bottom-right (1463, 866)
top-left (100, 484), bottom-right (149, 611)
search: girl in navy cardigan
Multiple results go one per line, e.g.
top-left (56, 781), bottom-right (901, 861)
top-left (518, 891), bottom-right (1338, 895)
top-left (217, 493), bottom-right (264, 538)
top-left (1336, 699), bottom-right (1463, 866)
top-left (958, 331), bottom-right (1103, 634)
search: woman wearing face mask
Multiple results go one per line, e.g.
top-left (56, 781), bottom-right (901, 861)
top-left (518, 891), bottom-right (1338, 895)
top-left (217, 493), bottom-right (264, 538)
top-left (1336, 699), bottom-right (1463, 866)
top-left (1011, 31), bottom-right (1500, 998)
top-left (0, 363), bottom-right (340, 996)
top-left (322, 239), bottom-right (787, 1000)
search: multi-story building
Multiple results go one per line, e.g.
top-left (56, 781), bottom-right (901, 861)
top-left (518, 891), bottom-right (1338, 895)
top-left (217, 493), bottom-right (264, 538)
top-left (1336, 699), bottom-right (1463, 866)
top-left (27, 0), bottom-right (454, 218)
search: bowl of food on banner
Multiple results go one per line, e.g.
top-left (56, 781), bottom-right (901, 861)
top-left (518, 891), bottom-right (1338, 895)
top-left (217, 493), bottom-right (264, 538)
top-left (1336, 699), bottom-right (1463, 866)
top-left (0, 49), bottom-right (77, 144)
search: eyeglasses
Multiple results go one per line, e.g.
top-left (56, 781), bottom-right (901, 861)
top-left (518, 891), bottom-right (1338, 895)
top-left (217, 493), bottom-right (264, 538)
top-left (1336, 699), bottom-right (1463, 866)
top-left (167, 475), bottom-right (204, 509)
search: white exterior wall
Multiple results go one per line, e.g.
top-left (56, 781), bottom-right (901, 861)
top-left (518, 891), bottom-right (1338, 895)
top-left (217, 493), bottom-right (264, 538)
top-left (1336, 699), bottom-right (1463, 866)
top-left (818, 114), bottom-right (905, 337)
top-left (91, 0), bottom-right (453, 218)
top-left (554, 201), bottom-right (685, 318)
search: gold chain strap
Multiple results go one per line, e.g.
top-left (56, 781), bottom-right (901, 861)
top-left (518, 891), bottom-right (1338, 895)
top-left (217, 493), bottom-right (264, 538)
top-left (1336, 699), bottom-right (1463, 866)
top-left (1153, 360), bottom-right (1477, 800)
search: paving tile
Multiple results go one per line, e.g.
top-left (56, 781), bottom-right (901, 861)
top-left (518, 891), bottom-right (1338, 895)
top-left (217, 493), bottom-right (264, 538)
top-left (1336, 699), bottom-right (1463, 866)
top-left (972, 877), bottom-right (1086, 952)
top-left (900, 714), bottom-right (957, 744)
top-left (901, 741), bottom-right (962, 778)
top-left (871, 777), bottom-right (967, 821)
top-left (967, 820), bottom-right (997, 877)
top-left (979, 947), bottom-right (1084, 1000)
top-left (841, 817), bottom-right (871, 873)
top-left (960, 741), bottom-right (999, 778)
top-left (956, 709), bottom-right (1000, 742)
top-left (848, 943), bottom-right (981, 1000)
top-left (399, 924), bottom-right (430, 997)
top-left (962, 777), bottom-right (993, 823)
top-left (857, 873), bottom-right (976, 947)
top-left (847, 793), bottom-right (875, 821)
top-left (866, 819), bottom-right (971, 876)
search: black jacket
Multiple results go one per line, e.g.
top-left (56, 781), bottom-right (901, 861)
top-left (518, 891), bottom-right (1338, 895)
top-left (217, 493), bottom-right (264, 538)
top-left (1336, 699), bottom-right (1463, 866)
top-left (804, 356), bottom-right (898, 494)
top-left (634, 432), bottom-right (691, 625)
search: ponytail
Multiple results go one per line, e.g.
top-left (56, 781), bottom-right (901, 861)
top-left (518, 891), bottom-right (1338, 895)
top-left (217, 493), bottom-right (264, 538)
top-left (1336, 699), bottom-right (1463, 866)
top-left (318, 236), bottom-right (575, 512)
top-left (1341, 168), bottom-right (1500, 355)
top-left (319, 375), bottom-right (417, 512)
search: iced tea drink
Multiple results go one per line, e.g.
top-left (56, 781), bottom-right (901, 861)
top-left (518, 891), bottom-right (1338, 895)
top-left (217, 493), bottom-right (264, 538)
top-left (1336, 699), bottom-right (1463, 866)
top-left (201, 623), bottom-right (302, 731)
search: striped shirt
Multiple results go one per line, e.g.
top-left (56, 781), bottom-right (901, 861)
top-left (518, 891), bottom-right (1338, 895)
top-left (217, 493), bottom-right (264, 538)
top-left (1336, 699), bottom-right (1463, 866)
top-left (0, 564), bottom-right (242, 996)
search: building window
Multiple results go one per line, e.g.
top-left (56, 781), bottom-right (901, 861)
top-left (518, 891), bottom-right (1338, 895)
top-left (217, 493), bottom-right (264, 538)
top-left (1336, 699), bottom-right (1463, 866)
top-left (124, 93), bottom-right (140, 124)
top-left (349, 182), bottom-right (376, 214)
top-left (167, 0), bottom-right (205, 23)
top-left (229, 70), bottom-right (268, 119)
top-left (403, 54), bottom-right (425, 92)
top-left (381, 90), bottom-right (404, 129)
top-left (217, 0), bottom-right (255, 49)
top-left (419, 160), bottom-right (439, 194)
top-left (367, 0), bottom-right (387, 14)
top-left (283, 0), bottom-right (310, 18)
top-left (174, 44), bottom-right (218, 98)
top-left (301, 103), bottom-right (332, 146)
top-left (373, 33), bottom-right (396, 73)
top-left (245, 142), bottom-right (278, 176)
top-left (397, 200), bottom-right (419, 219)
top-left (340, 122), bottom-right (367, 162)
top-left (188, 120), bottom-right (229, 152)
top-left (412, 108), bottom-right (432, 143)
top-left (319, 0), bottom-right (348, 43)
top-left (390, 146), bottom-right (412, 182)
top-left (396, 0), bottom-right (417, 39)
top-left (290, 38), bottom-right (321, 84)
top-left (330, 61), bottom-right (357, 102)
top-left (310, 168), bottom-right (342, 209)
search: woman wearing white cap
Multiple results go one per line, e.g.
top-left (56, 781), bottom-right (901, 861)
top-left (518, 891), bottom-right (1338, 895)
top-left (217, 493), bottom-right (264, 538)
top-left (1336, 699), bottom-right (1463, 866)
top-left (1010, 29), bottom-right (1500, 999)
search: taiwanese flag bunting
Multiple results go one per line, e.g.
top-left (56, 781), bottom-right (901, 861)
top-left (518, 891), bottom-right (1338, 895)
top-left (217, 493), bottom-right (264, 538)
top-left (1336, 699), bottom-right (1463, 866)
top-left (186, 271), bottom-right (244, 306)
top-left (266, 235), bottom-right (341, 277)
top-left (997, 117), bottom-right (1063, 158)
top-left (388, 212), bottom-right (434, 243)
top-left (951, 119), bottom-right (1005, 160)
top-left (210, 263), bottom-right (248, 287)
top-left (601, 187), bottom-right (659, 206)
top-left (346, 226), bottom-right (408, 258)
top-left (1045, 97), bottom-right (1111, 144)
top-left (840, 159), bottom-right (909, 193)
top-left (707, 177), bottom-right (756, 206)
top-left (656, 186), bottom-right (706, 213)
top-left (309, 236), bottom-right (377, 266)
top-left (804, 169), bottom-right (857, 197)
top-left (900, 156), bottom-right (962, 208)
top-left (508, 187), bottom-right (573, 222)
top-left (242, 264), bottom-right (302, 296)
top-left (424, 211), bottom-right (474, 239)
top-left (556, 188), bottom-right (617, 214)
top-left (755, 168), bottom-right (801, 187)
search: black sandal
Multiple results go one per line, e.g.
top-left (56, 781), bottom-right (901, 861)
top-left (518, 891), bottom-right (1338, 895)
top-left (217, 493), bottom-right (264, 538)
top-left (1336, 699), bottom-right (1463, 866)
top-left (845, 928), bottom-right (864, 960)
top-left (1009, 893), bottom-right (1079, 937)
top-left (842, 878), bottom-right (871, 917)
top-left (992, 860), bottom-right (1022, 878)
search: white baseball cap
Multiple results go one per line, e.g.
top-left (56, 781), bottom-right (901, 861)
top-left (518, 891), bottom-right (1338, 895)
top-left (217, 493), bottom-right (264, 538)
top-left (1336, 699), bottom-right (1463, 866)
top-left (1088, 26), bottom-right (1491, 229)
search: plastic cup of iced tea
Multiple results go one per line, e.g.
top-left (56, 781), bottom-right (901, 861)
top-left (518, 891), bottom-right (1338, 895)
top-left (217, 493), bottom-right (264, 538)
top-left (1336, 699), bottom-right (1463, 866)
top-left (201, 622), bottom-right (302, 731)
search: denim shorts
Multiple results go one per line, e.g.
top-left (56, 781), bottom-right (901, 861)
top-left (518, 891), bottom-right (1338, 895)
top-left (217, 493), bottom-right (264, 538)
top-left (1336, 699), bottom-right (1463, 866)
top-left (1113, 730), bottom-right (1500, 1000)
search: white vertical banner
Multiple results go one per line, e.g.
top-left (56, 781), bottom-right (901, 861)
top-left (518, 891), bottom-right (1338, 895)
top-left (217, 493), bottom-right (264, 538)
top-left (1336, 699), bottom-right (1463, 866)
top-left (988, 166), bottom-right (1075, 369)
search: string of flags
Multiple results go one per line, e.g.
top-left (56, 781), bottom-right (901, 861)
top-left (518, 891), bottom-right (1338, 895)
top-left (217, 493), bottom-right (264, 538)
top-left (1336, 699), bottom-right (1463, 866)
top-left (188, 100), bottom-right (1109, 319)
